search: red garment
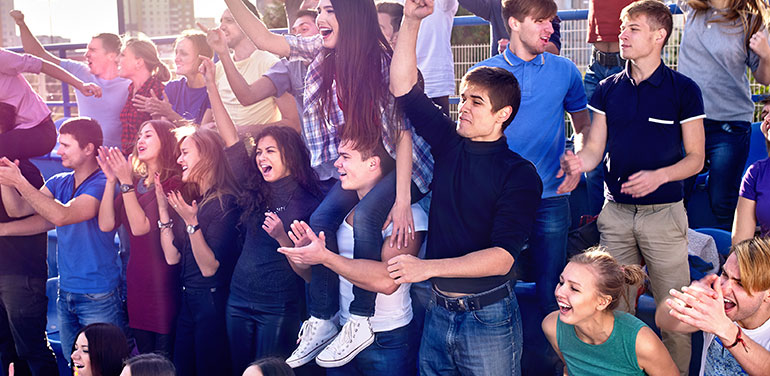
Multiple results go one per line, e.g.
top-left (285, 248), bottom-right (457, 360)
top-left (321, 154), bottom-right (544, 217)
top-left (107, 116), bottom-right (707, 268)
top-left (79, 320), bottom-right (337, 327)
top-left (119, 77), bottom-right (165, 154)
top-left (115, 176), bottom-right (182, 334)
top-left (587, 0), bottom-right (635, 43)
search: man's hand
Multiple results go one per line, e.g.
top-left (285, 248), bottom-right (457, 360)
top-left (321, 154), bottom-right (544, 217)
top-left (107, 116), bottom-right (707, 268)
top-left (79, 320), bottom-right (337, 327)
top-left (750, 30), bottom-right (770, 60)
top-left (9, 10), bottom-right (24, 26)
top-left (620, 169), bottom-right (668, 198)
top-left (278, 225), bottom-right (329, 266)
top-left (555, 150), bottom-right (582, 194)
top-left (0, 157), bottom-right (25, 188)
top-left (77, 82), bottom-right (102, 98)
top-left (300, 0), bottom-right (320, 10)
top-left (665, 274), bottom-right (737, 341)
top-left (198, 22), bottom-right (229, 56)
top-left (387, 254), bottom-right (431, 284)
top-left (404, 0), bottom-right (434, 20)
top-left (287, 220), bottom-right (314, 247)
top-left (498, 38), bottom-right (510, 55)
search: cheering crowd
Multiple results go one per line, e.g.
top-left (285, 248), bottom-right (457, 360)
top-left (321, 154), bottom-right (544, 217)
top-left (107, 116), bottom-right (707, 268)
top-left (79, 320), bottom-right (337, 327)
top-left (1, 0), bottom-right (770, 375)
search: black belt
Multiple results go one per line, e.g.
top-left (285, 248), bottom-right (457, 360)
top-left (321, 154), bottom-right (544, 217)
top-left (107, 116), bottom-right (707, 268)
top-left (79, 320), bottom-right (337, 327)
top-left (433, 282), bottom-right (512, 312)
top-left (592, 48), bottom-right (625, 67)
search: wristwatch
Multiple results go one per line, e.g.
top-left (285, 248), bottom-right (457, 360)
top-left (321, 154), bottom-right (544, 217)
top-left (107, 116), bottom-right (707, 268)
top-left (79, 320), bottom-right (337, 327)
top-left (186, 224), bottom-right (200, 234)
top-left (119, 183), bottom-right (135, 193)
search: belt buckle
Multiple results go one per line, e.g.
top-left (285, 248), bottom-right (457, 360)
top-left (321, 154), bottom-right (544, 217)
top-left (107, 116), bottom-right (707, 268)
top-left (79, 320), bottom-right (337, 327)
top-left (457, 298), bottom-right (467, 311)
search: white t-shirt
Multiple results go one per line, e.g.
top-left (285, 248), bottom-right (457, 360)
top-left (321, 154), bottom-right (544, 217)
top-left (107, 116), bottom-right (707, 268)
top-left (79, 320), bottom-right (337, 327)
top-left (60, 60), bottom-right (130, 148)
top-left (699, 318), bottom-right (770, 375)
top-left (215, 49), bottom-right (281, 127)
top-left (336, 203), bottom-right (428, 333)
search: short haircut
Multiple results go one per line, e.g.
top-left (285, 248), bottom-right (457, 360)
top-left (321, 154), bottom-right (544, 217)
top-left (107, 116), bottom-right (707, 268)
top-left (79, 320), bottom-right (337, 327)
top-left (376, 2), bottom-right (404, 34)
top-left (58, 117), bottom-right (103, 150)
top-left (296, 9), bottom-right (318, 20)
top-left (502, 0), bottom-right (558, 22)
top-left (92, 33), bottom-right (122, 54)
top-left (341, 137), bottom-right (395, 176)
top-left (732, 237), bottom-right (770, 296)
top-left (242, 0), bottom-right (261, 18)
top-left (461, 66), bottom-right (522, 130)
top-left (124, 354), bottom-right (176, 376)
top-left (621, 0), bottom-right (673, 46)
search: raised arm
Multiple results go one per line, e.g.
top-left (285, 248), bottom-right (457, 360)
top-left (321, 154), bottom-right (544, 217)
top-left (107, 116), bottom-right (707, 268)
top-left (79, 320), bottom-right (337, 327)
top-left (390, 0), bottom-right (430, 97)
top-left (235, 93), bottom-right (302, 138)
top-left (749, 30), bottom-right (770, 85)
top-left (9, 10), bottom-right (61, 65)
top-left (201, 56), bottom-right (239, 147)
top-left (40, 60), bottom-right (101, 98)
top-left (96, 148), bottom-right (119, 232)
top-left (223, 0), bottom-right (290, 57)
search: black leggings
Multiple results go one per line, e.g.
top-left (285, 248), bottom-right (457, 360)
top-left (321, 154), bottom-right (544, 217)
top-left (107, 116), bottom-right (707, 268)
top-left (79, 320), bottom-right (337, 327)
top-left (0, 116), bottom-right (56, 160)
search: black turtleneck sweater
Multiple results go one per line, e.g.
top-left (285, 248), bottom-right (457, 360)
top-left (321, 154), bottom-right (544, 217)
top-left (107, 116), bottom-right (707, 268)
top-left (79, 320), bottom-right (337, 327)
top-left (397, 85), bottom-right (543, 294)
top-left (225, 143), bottom-right (321, 303)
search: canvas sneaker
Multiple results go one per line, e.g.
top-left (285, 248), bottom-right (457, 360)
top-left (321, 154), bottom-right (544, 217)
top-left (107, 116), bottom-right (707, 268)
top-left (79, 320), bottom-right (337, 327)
top-left (285, 316), bottom-right (339, 368)
top-left (315, 314), bottom-right (375, 368)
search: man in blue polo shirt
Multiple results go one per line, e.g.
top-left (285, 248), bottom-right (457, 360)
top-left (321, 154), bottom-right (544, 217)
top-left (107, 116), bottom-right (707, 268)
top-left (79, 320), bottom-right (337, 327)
top-left (0, 118), bottom-right (123, 365)
top-left (470, 0), bottom-right (590, 321)
top-left (560, 1), bottom-right (705, 373)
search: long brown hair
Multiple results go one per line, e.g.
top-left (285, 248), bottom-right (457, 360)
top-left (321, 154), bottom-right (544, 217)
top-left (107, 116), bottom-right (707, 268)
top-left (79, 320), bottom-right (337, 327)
top-left (131, 120), bottom-right (182, 183)
top-left (319, 0), bottom-right (399, 153)
top-left (175, 126), bottom-right (238, 208)
top-left (687, 0), bottom-right (769, 48)
top-left (570, 247), bottom-right (646, 311)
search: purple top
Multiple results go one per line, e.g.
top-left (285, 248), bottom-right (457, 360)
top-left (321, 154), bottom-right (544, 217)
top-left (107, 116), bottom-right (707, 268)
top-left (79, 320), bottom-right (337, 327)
top-left (164, 77), bottom-right (211, 125)
top-left (740, 158), bottom-right (770, 237)
top-left (0, 49), bottom-right (50, 130)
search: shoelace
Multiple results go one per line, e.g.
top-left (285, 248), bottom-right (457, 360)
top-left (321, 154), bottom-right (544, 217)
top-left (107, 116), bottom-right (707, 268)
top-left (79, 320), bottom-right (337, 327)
top-left (326, 320), bottom-right (356, 354)
top-left (295, 320), bottom-right (316, 348)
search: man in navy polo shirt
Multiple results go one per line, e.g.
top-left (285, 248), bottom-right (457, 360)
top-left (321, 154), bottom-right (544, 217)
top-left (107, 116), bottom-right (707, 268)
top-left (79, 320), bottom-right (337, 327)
top-left (0, 118), bottom-right (123, 365)
top-left (560, 1), bottom-right (705, 373)
top-left (470, 0), bottom-right (590, 321)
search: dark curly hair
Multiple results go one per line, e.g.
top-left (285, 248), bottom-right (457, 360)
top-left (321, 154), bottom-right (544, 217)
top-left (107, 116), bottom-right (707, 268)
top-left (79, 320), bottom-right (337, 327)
top-left (238, 126), bottom-right (321, 224)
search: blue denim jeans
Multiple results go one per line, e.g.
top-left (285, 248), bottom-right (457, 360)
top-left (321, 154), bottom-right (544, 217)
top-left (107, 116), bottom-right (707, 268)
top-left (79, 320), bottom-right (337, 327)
top-left (584, 57), bottom-right (624, 216)
top-left (326, 323), bottom-right (416, 376)
top-left (419, 282), bottom-right (522, 376)
top-left (174, 287), bottom-right (229, 376)
top-left (515, 196), bottom-right (570, 316)
top-left (57, 287), bottom-right (126, 363)
top-left (225, 293), bottom-right (301, 375)
top-left (687, 119), bottom-right (751, 229)
top-left (308, 170), bottom-right (423, 319)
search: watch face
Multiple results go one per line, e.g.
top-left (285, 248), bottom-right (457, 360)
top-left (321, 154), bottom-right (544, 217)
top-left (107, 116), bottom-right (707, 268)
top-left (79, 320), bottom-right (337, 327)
top-left (120, 184), bottom-right (132, 193)
top-left (186, 224), bottom-right (196, 234)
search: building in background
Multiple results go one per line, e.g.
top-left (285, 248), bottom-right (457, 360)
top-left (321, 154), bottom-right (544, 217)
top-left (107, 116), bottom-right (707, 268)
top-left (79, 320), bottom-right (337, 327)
top-left (0, 0), bottom-right (19, 47)
top-left (123, 0), bottom-right (195, 37)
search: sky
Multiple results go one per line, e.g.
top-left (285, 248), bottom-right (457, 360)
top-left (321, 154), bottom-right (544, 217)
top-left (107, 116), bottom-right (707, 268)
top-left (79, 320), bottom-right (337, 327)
top-left (12, 0), bottom-right (227, 44)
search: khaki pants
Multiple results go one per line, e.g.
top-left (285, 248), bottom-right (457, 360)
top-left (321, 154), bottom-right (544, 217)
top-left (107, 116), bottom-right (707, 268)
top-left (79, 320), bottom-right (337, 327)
top-left (597, 200), bottom-right (691, 376)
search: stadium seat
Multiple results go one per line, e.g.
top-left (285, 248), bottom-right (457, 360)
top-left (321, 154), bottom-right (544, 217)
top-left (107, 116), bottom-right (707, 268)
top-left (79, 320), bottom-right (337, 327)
top-left (46, 277), bottom-right (71, 376)
top-left (694, 227), bottom-right (732, 258)
top-left (744, 122), bottom-right (768, 175)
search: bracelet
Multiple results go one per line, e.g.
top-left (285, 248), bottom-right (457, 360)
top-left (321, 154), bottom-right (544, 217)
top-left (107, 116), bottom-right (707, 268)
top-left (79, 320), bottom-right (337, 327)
top-left (723, 325), bottom-right (749, 352)
top-left (158, 219), bottom-right (174, 229)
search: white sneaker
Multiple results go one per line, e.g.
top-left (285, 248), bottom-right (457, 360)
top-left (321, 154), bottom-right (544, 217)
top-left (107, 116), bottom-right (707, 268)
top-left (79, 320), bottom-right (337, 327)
top-left (315, 314), bottom-right (375, 368)
top-left (285, 316), bottom-right (339, 368)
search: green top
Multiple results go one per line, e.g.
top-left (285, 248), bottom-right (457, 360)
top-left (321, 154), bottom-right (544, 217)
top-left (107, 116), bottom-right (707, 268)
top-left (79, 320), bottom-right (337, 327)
top-left (557, 311), bottom-right (647, 376)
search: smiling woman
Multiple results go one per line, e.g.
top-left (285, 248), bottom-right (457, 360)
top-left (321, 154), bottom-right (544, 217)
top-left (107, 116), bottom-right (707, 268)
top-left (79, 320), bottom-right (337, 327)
top-left (71, 323), bottom-right (130, 376)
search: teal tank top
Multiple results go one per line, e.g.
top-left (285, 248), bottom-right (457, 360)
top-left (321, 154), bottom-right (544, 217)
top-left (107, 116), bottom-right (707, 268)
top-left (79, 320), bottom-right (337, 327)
top-left (556, 311), bottom-right (647, 376)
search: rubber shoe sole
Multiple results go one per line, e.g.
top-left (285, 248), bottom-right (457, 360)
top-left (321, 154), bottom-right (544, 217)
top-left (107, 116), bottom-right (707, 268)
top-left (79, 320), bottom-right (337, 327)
top-left (314, 333), bottom-right (375, 368)
top-left (285, 335), bottom-right (336, 368)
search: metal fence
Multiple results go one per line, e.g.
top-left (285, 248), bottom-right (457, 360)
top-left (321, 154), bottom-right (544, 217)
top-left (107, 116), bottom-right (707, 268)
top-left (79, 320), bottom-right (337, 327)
top-left (14, 7), bottom-right (768, 123)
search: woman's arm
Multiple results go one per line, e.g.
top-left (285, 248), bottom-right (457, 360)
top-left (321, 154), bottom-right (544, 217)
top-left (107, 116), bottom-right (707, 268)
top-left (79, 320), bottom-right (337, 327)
top-left (201, 57), bottom-right (239, 147)
top-left (104, 147), bottom-right (153, 236)
top-left (635, 326), bottom-right (680, 376)
top-left (386, 131), bottom-right (415, 249)
top-left (223, 0), bottom-right (290, 57)
top-left (155, 175), bottom-right (181, 265)
top-left (732, 197), bottom-right (757, 245)
top-left (167, 191), bottom-right (220, 277)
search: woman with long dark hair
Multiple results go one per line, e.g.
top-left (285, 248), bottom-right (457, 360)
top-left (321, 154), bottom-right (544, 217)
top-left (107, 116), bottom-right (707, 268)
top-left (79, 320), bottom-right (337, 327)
top-left (96, 120), bottom-right (183, 357)
top-left (223, 0), bottom-right (433, 367)
top-left (201, 56), bottom-right (321, 375)
top-left (155, 126), bottom-right (241, 376)
top-left (70, 323), bottom-right (130, 376)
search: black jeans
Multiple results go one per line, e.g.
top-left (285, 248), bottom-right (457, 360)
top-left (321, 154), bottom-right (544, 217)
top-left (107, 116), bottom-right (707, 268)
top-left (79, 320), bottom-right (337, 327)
top-left (0, 275), bottom-right (58, 376)
top-left (0, 116), bottom-right (56, 160)
top-left (131, 328), bottom-right (174, 359)
top-left (173, 287), bottom-right (229, 376)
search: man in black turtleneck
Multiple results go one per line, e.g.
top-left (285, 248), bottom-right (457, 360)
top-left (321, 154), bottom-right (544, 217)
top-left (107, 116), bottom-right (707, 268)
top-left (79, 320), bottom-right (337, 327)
top-left (385, 1), bottom-right (542, 374)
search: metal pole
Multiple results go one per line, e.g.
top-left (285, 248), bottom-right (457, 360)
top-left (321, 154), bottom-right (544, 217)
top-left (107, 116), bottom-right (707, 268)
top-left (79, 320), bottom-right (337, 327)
top-left (117, 0), bottom-right (126, 34)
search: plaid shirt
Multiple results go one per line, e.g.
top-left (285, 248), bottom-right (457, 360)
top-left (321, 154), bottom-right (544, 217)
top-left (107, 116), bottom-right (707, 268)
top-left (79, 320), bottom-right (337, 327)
top-left (286, 35), bottom-right (433, 193)
top-left (119, 77), bottom-right (165, 154)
